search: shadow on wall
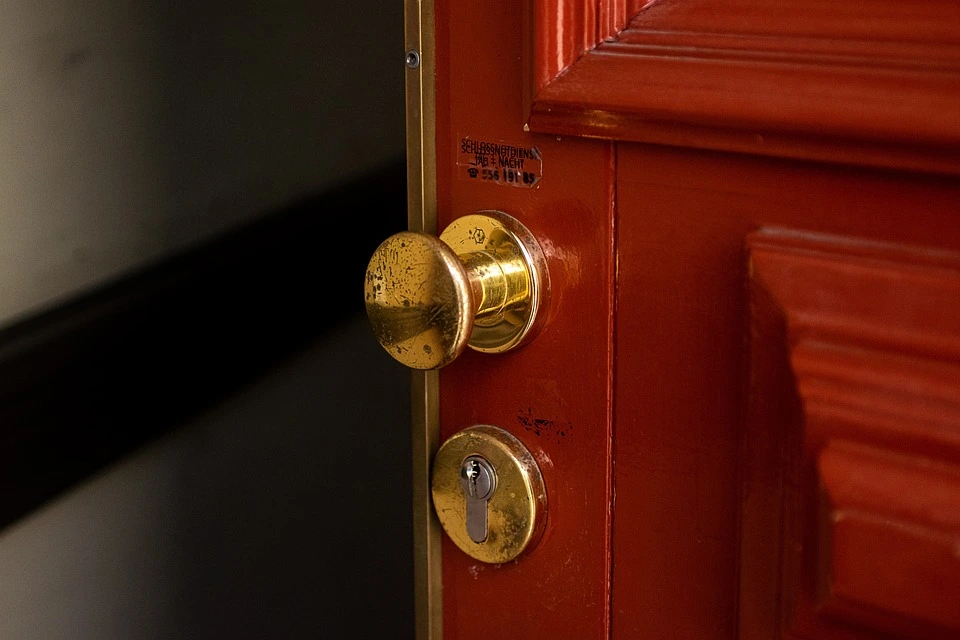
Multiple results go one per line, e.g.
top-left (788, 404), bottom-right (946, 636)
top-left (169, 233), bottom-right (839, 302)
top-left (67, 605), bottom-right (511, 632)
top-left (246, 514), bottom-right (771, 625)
top-left (0, 158), bottom-right (409, 530)
top-left (0, 0), bottom-right (405, 328)
top-left (0, 315), bottom-right (414, 640)
top-left (0, 0), bottom-right (412, 637)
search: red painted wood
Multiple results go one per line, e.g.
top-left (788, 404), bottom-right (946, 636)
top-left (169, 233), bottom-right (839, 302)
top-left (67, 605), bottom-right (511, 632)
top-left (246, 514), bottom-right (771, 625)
top-left (529, 0), bottom-right (600, 97)
top-left (435, 1), bottom-right (615, 638)
top-left (528, 0), bottom-right (631, 99)
top-left (819, 444), bottom-right (960, 636)
top-left (742, 231), bottom-right (960, 638)
top-left (433, 2), bottom-right (960, 639)
top-left (597, 0), bottom-right (627, 44)
top-left (613, 148), bottom-right (960, 639)
top-left (625, 0), bottom-right (960, 41)
top-left (527, 0), bottom-right (960, 174)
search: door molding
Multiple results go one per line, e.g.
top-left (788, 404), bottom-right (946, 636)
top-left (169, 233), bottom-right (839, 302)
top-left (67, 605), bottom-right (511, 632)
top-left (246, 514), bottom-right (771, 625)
top-left (527, 0), bottom-right (636, 100)
top-left (527, 0), bottom-right (960, 175)
top-left (742, 228), bottom-right (960, 638)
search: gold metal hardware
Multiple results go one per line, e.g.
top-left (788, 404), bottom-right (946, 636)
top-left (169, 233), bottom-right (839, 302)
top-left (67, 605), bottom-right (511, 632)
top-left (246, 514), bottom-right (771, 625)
top-left (364, 211), bottom-right (549, 370)
top-left (431, 425), bottom-right (547, 564)
top-left (404, 0), bottom-right (441, 636)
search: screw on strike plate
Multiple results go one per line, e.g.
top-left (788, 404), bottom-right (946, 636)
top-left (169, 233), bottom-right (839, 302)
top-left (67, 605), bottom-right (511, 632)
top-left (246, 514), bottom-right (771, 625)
top-left (404, 49), bottom-right (421, 69)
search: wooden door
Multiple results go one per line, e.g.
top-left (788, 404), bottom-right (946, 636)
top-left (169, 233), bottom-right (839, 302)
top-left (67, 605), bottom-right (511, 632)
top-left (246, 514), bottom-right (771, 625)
top-left (405, 1), bottom-right (960, 638)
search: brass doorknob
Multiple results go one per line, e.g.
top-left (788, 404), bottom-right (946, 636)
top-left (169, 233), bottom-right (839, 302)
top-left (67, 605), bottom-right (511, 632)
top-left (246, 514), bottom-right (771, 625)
top-left (364, 210), bottom-right (549, 369)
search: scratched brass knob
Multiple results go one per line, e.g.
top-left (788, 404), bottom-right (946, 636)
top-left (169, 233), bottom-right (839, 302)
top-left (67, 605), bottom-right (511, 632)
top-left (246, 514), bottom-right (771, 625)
top-left (364, 210), bottom-right (549, 369)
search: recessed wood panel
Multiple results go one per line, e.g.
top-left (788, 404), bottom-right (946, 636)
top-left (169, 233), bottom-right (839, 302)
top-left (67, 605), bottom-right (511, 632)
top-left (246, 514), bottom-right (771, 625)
top-left (743, 230), bottom-right (960, 639)
top-left (819, 444), bottom-right (960, 636)
top-left (434, 1), bottom-right (960, 638)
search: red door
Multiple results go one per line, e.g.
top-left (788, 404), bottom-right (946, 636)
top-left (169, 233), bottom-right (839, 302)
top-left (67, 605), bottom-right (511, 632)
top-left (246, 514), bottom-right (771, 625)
top-left (393, 1), bottom-right (960, 638)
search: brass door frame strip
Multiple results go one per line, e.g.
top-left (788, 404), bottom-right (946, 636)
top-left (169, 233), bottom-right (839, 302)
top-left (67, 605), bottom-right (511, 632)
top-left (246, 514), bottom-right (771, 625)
top-left (405, 0), bottom-right (441, 639)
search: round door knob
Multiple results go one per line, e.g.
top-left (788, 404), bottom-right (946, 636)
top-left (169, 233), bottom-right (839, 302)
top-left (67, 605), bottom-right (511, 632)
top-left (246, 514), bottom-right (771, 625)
top-left (364, 210), bottom-right (549, 369)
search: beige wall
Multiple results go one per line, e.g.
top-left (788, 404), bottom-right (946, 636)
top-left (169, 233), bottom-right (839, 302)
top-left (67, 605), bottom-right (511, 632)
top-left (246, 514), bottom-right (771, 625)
top-left (0, 0), bottom-right (404, 328)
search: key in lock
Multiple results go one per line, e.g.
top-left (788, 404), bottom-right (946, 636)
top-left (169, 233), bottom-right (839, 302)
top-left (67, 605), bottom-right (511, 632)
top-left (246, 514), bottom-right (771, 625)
top-left (460, 455), bottom-right (497, 543)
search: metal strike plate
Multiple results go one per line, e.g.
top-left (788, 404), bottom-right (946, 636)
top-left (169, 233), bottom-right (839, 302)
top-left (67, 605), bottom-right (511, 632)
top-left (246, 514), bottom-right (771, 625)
top-left (431, 425), bottom-right (547, 564)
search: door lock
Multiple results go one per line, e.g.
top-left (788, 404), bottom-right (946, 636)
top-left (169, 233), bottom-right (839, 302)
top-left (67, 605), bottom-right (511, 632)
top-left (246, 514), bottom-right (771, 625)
top-left (363, 211), bottom-right (549, 369)
top-left (432, 425), bottom-right (547, 563)
top-left (460, 455), bottom-right (496, 543)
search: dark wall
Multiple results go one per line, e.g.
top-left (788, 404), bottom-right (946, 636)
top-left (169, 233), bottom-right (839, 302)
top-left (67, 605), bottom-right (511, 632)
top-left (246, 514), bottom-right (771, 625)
top-left (0, 302), bottom-right (413, 640)
top-left (0, 0), bottom-right (404, 326)
top-left (0, 1), bottom-right (413, 638)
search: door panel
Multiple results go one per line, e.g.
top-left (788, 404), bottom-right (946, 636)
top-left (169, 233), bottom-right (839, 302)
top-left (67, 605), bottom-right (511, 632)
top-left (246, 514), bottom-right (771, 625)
top-left (613, 144), bottom-right (960, 638)
top-left (743, 229), bottom-right (960, 639)
top-left (435, 3), bottom-right (615, 638)
top-left (416, 0), bottom-right (960, 638)
top-left (529, 0), bottom-right (960, 174)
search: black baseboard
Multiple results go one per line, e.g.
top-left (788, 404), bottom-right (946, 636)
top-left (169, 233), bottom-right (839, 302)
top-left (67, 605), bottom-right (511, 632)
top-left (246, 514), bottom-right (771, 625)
top-left (0, 156), bottom-right (407, 529)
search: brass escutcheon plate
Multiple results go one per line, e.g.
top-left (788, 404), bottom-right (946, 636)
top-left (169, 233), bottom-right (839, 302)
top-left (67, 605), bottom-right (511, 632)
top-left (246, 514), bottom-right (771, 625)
top-left (431, 425), bottom-right (547, 564)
